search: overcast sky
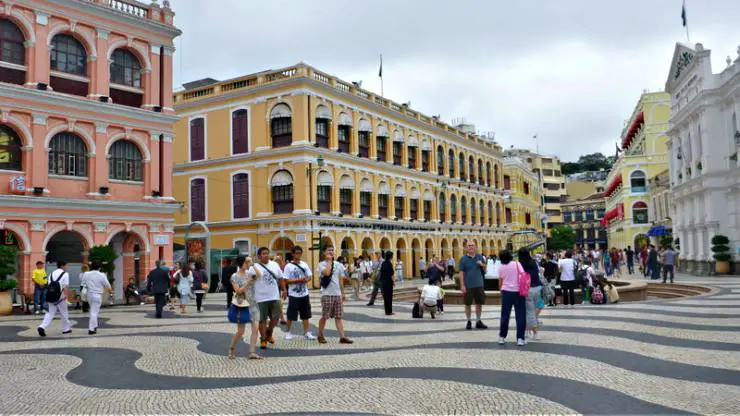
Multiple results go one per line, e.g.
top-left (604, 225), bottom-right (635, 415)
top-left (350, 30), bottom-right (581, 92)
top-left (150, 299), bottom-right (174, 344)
top-left (168, 0), bottom-right (740, 162)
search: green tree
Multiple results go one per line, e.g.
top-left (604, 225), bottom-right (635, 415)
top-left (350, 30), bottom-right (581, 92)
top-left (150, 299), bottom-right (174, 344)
top-left (548, 225), bottom-right (576, 250)
top-left (88, 245), bottom-right (119, 283)
top-left (0, 245), bottom-right (18, 280)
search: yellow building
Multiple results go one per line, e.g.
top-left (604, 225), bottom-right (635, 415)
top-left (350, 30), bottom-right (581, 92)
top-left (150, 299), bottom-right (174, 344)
top-left (172, 63), bottom-right (510, 283)
top-left (503, 157), bottom-right (545, 250)
top-left (603, 91), bottom-right (671, 249)
top-left (505, 149), bottom-right (566, 234)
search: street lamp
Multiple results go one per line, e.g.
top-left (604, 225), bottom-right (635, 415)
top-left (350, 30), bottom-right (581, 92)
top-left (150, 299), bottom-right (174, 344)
top-left (307, 156), bottom-right (325, 288)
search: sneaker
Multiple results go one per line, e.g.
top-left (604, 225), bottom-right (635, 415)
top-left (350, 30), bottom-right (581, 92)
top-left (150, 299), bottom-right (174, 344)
top-left (62, 330), bottom-right (72, 334)
top-left (317, 336), bottom-right (327, 344)
top-left (260, 340), bottom-right (267, 349)
top-left (88, 330), bottom-right (97, 335)
top-left (37, 327), bottom-right (46, 337)
top-left (304, 332), bottom-right (317, 340)
top-left (268, 336), bottom-right (276, 344)
top-left (440, 311), bottom-right (444, 315)
top-left (34, 310), bottom-right (40, 315)
top-left (431, 313), bottom-right (436, 319)
top-left (466, 321), bottom-right (472, 330)
top-left (284, 332), bottom-right (294, 341)
top-left (475, 321), bottom-right (488, 330)
top-left (517, 338), bottom-right (526, 346)
top-left (339, 337), bottom-right (354, 344)
top-left (531, 331), bottom-right (538, 340)
top-left (498, 337), bottom-right (506, 345)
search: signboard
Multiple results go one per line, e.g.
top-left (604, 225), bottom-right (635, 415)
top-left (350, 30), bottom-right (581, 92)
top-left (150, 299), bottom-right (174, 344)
top-left (153, 234), bottom-right (170, 246)
top-left (9, 175), bottom-right (25, 194)
top-left (185, 238), bottom-right (207, 267)
top-left (295, 234), bottom-right (307, 242)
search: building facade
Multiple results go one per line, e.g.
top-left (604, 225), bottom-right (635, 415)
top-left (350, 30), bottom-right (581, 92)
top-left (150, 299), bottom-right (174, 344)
top-left (665, 42), bottom-right (740, 273)
top-left (647, 169), bottom-right (673, 245)
top-left (172, 63), bottom-right (509, 283)
top-left (0, 0), bottom-right (180, 299)
top-left (505, 149), bottom-right (566, 234)
top-left (562, 193), bottom-right (607, 249)
top-left (603, 91), bottom-right (671, 250)
top-left (502, 156), bottom-right (545, 250)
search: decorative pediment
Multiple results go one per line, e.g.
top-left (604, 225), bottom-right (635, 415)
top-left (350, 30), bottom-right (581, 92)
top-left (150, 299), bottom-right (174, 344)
top-left (665, 43), bottom-right (697, 92)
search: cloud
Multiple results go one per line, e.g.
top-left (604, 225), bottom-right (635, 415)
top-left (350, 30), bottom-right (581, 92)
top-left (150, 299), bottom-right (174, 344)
top-left (168, 0), bottom-right (740, 161)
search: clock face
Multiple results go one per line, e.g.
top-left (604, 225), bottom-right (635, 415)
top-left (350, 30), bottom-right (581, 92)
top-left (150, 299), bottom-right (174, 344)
top-left (675, 51), bottom-right (694, 79)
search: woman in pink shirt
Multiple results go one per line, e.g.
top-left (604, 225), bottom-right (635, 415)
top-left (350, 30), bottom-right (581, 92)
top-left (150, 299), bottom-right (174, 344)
top-left (497, 249), bottom-right (527, 346)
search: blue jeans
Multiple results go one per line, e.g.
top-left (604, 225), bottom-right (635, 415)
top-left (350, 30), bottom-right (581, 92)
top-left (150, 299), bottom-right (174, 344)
top-left (499, 290), bottom-right (526, 340)
top-left (33, 286), bottom-right (46, 312)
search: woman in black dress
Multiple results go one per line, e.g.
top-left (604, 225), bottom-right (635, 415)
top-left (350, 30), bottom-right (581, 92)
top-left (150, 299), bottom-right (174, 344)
top-left (379, 251), bottom-right (396, 315)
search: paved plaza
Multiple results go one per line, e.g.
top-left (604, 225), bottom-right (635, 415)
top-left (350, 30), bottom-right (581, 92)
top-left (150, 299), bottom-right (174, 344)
top-left (1, 274), bottom-right (739, 415)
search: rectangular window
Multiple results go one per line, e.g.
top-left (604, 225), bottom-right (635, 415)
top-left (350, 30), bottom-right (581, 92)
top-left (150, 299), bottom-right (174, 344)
top-left (271, 185), bottom-right (293, 214)
top-left (505, 208), bottom-right (512, 223)
top-left (376, 137), bottom-right (387, 161)
top-left (563, 212), bottom-right (572, 223)
top-left (597, 208), bottom-right (605, 218)
top-left (410, 199), bottom-right (419, 219)
top-left (378, 194), bottom-right (388, 217)
top-left (574, 211), bottom-right (583, 221)
top-left (340, 189), bottom-right (352, 214)
top-left (232, 174), bottom-right (249, 219)
top-left (360, 191), bottom-right (371, 216)
top-left (542, 169), bottom-right (554, 176)
top-left (504, 175), bottom-right (511, 190)
top-left (191, 179), bottom-right (205, 221)
top-left (316, 120), bottom-right (329, 148)
top-left (232, 110), bottom-right (249, 154)
top-left (190, 119), bottom-right (205, 161)
top-left (408, 147), bottom-right (417, 169)
top-left (394, 196), bottom-right (404, 218)
top-left (585, 209), bottom-right (594, 221)
top-left (422, 150), bottom-right (430, 172)
top-left (523, 182), bottom-right (530, 194)
top-left (393, 142), bottom-right (402, 166)
top-left (423, 200), bottom-right (432, 221)
top-left (338, 126), bottom-right (350, 153)
top-left (358, 131), bottom-right (370, 158)
top-left (317, 185), bottom-right (331, 213)
top-left (525, 213), bottom-right (531, 225)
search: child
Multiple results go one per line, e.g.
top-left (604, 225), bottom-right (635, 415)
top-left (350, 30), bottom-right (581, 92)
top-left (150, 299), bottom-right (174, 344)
top-left (436, 281), bottom-right (445, 315)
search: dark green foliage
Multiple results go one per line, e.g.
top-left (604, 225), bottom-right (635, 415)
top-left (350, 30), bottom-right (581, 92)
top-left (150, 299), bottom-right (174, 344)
top-left (0, 245), bottom-right (18, 280)
top-left (88, 245), bottom-right (119, 283)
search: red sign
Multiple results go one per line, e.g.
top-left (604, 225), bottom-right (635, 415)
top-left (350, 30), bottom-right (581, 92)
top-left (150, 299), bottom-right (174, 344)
top-left (8, 175), bottom-right (26, 194)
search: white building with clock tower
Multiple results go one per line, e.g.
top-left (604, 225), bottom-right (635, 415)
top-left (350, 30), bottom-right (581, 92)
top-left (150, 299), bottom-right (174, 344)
top-left (665, 42), bottom-right (740, 274)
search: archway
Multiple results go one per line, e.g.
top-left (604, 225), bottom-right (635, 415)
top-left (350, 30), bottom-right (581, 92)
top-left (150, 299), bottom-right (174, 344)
top-left (271, 237), bottom-right (294, 259)
top-left (425, 238), bottom-right (434, 262)
top-left (340, 236), bottom-right (355, 262)
top-left (396, 238), bottom-right (408, 278)
top-left (634, 233), bottom-right (650, 250)
top-left (361, 237), bottom-right (374, 259)
top-left (108, 231), bottom-right (147, 301)
top-left (45, 230), bottom-right (88, 292)
top-left (379, 237), bottom-right (391, 258)
top-left (490, 239), bottom-right (497, 255)
top-left (0, 229), bottom-right (24, 282)
top-left (411, 238), bottom-right (421, 279)
top-left (440, 238), bottom-right (450, 259)
top-left (481, 240), bottom-right (488, 257)
top-left (452, 238), bottom-right (461, 261)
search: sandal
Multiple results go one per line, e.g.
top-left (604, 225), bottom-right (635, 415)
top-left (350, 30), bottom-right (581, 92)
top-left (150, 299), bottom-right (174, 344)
top-left (248, 352), bottom-right (263, 360)
top-left (228, 347), bottom-right (236, 360)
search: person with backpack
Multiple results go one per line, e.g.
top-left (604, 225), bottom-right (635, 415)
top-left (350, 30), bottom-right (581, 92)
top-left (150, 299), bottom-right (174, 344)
top-left (81, 261), bottom-right (111, 335)
top-left (249, 247), bottom-right (285, 350)
top-left (37, 261), bottom-right (72, 337)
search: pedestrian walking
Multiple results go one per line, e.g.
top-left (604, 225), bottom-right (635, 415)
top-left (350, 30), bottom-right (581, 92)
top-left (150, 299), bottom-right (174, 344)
top-left (317, 246), bottom-right (353, 344)
top-left (174, 263), bottom-right (194, 314)
top-left (542, 253), bottom-right (559, 306)
top-left (349, 257), bottom-right (361, 299)
top-left (37, 261), bottom-right (72, 337)
top-left (366, 252), bottom-right (383, 306)
top-left (221, 258), bottom-right (237, 308)
top-left (419, 257), bottom-right (426, 281)
top-left (379, 250), bottom-right (396, 315)
top-left (360, 255), bottom-right (373, 291)
top-left (459, 240), bottom-right (488, 330)
top-left (146, 260), bottom-right (170, 318)
top-left (192, 261), bottom-right (208, 312)
top-left (497, 250), bottom-right (527, 346)
top-left (625, 246), bottom-right (635, 275)
top-left (558, 251), bottom-right (577, 307)
top-left (168, 263), bottom-right (180, 311)
top-left (283, 246), bottom-right (316, 340)
top-left (227, 256), bottom-right (262, 359)
top-left (250, 247), bottom-right (284, 350)
top-left (519, 248), bottom-right (542, 340)
top-left (647, 245), bottom-right (660, 280)
top-left (81, 261), bottom-right (111, 335)
top-left (662, 246), bottom-right (678, 284)
top-left (32, 261), bottom-right (47, 314)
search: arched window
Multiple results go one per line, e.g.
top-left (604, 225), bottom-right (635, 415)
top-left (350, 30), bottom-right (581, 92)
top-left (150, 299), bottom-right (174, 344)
top-left (458, 152), bottom-right (465, 180)
top-left (358, 119), bottom-right (371, 158)
top-left (488, 201), bottom-right (493, 226)
top-left (190, 178), bottom-right (205, 222)
top-left (437, 145), bottom-right (444, 175)
top-left (270, 103), bottom-right (292, 148)
top-left (470, 197), bottom-right (477, 224)
top-left (450, 194), bottom-right (458, 222)
top-left (48, 132), bottom-right (87, 177)
top-left (630, 170), bottom-right (647, 193)
top-left (438, 192), bottom-right (446, 221)
top-left (409, 187), bottom-right (420, 219)
top-left (271, 170), bottom-right (294, 214)
top-left (110, 48), bottom-right (141, 87)
top-left (448, 149), bottom-right (455, 179)
top-left (360, 178), bottom-right (373, 216)
top-left (632, 201), bottom-right (649, 224)
top-left (316, 170), bottom-right (333, 214)
top-left (232, 109), bottom-right (249, 154)
top-left (477, 159), bottom-right (483, 184)
top-left (479, 200), bottom-right (484, 225)
top-left (423, 190), bottom-right (433, 221)
top-left (51, 34), bottom-right (87, 75)
top-left (315, 105), bottom-right (331, 149)
top-left (394, 185), bottom-right (405, 219)
top-left (461, 196), bottom-right (467, 222)
top-left (189, 118), bottom-right (205, 161)
top-left (486, 162), bottom-right (492, 187)
top-left (0, 19), bottom-right (25, 85)
top-left (494, 164), bottom-right (500, 188)
top-left (376, 125), bottom-right (388, 161)
top-left (0, 125), bottom-right (23, 171)
top-left (108, 140), bottom-right (142, 181)
top-left (232, 173), bottom-right (249, 219)
top-left (468, 156), bottom-right (475, 183)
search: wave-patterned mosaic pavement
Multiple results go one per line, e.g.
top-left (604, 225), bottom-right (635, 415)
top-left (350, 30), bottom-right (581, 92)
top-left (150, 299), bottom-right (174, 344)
top-left (1, 274), bottom-right (740, 415)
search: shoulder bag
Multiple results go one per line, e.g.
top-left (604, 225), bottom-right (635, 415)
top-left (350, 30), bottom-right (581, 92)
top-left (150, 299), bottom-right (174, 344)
top-left (516, 262), bottom-right (531, 297)
top-left (320, 262), bottom-right (335, 289)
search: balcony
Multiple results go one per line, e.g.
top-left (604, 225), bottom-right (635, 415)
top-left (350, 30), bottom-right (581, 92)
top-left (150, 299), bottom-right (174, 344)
top-left (84, 0), bottom-right (176, 27)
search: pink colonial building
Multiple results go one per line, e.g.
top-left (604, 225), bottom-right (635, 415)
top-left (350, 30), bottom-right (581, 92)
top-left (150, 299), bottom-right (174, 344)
top-left (0, 0), bottom-right (180, 300)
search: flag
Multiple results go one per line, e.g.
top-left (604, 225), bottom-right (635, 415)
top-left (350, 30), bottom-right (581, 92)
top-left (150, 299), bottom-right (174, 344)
top-left (681, 0), bottom-right (687, 27)
top-left (615, 142), bottom-right (621, 158)
top-left (378, 54), bottom-right (383, 78)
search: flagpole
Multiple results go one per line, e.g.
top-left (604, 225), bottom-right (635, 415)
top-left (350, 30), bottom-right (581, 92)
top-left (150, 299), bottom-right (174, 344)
top-left (683, 0), bottom-right (690, 43)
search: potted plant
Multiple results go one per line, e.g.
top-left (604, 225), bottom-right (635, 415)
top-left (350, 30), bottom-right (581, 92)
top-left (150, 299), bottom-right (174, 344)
top-left (711, 235), bottom-right (732, 274)
top-left (0, 245), bottom-right (18, 315)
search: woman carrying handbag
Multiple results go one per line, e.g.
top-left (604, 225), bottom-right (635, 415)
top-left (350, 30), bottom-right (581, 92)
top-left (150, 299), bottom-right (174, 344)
top-left (228, 256), bottom-right (262, 360)
top-left (192, 262), bottom-right (209, 313)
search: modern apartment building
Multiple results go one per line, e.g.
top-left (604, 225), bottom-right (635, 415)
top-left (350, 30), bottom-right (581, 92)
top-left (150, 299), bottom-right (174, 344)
top-left (0, 0), bottom-right (180, 299)
top-left (172, 63), bottom-right (509, 282)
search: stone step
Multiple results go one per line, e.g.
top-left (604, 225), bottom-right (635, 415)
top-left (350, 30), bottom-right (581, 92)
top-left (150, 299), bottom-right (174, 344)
top-left (647, 290), bottom-right (685, 299)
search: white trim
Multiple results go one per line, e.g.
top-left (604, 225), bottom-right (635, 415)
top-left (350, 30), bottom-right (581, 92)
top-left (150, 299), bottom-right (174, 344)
top-left (229, 170), bottom-right (253, 221)
top-left (46, 23), bottom-right (97, 59)
top-left (269, 102), bottom-right (292, 119)
top-left (10, 9), bottom-right (38, 42)
top-left (2, 115), bottom-right (34, 147)
top-left (0, 60), bottom-right (26, 72)
top-left (50, 69), bottom-right (90, 83)
top-left (188, 115), bottom-right (207, 162)
top-left (106, 39), bottom-right (153, 71)
top-left (106, 132), bottom-right (152, 162)
top-left (232, 237), bottom-right (253, 255)
top-left (42, 225), bottom-right (95, 252)
top-left (109, 82), bottom-right (144, 94)
top-left (229, 105), bottom-right (252, 156)
top-left (189, 176), bottom-right (208, 224)
top-left (3, 221), bottom-right (31, 252)
top-left (43, 123), bottom-right (97, 155)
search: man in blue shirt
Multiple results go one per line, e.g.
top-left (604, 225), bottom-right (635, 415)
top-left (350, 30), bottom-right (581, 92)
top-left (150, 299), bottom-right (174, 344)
top-left (458, 241), bottom-right (488, 330)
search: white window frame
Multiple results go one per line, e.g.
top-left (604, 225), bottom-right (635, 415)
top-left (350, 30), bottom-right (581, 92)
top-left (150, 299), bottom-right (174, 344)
top-left (229, 169), bottom-right (252, 221)
top-left (188, 175), bottom-right (208, 224)
top-left (229, 106), bottom-right (251, 156)
top-left (187, 115), bottom-right (208, 162)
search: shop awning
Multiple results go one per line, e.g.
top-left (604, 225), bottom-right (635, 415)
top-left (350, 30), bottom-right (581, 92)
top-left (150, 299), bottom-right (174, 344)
top-left (647, 225), bottom-right (669, 237)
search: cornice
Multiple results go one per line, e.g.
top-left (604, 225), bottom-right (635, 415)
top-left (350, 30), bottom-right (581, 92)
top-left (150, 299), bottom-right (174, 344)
top-left (0, 194), bottom-right (179, 214)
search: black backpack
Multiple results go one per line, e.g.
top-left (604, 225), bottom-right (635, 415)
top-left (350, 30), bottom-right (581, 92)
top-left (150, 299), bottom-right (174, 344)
top-left (45, 272), bottom-right (66, 304)
top-left (412, 302), bottom-right (422, 318)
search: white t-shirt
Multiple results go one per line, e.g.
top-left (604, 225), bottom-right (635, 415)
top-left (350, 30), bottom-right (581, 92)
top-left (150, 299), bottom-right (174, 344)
top-left (283, 261), bottom-right (312, 298)
top-left (421, 284), bottom-right (441, 305)
top-left (485, 259), bottom-right (500, 279)
top-left (360, 260), bottom-right (373, 274)
top-left (82, 270), bottom-right (111, 295)
top-left (249, 261), bottom-right (283, 303)
top-left (318, 260), bottom-right (345, 297)
top-left (558, 258), bottom-right (576, 281)
top-left (49, 268), bottom-right (70, 300)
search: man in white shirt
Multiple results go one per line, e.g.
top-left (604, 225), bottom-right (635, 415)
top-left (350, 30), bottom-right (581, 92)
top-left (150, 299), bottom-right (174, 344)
top-left (37, 261), bottom-right (72, 337)
top-left (81, 261), bottom-right (111, 335)
top-left (418, 283), bottom-right (441, 319)
top-left (317, 246), bottom-right (353, 345)
top-left (360, 256), bottom-right (373, 290)
top-left (283, 246), bottom-right (315, 340)
top-left (249, 247), bottom-right (284, 349)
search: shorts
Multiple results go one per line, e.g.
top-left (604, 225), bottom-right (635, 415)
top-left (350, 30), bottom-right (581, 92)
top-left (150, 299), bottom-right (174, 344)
top-left (321, 295), bottom-right (343, 319)
top-left (362, 273), bottom-right (371, 281)
top-left (258, 300), bottom-right (281, 322)
top-left (464, 287), bottom-right (485, 306)
top-left (287, 296), bottom-right (312, 321)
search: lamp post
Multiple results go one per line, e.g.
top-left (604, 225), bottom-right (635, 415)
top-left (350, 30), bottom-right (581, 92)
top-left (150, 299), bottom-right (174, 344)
top-left (307, 155), bottom-right (325, 288)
